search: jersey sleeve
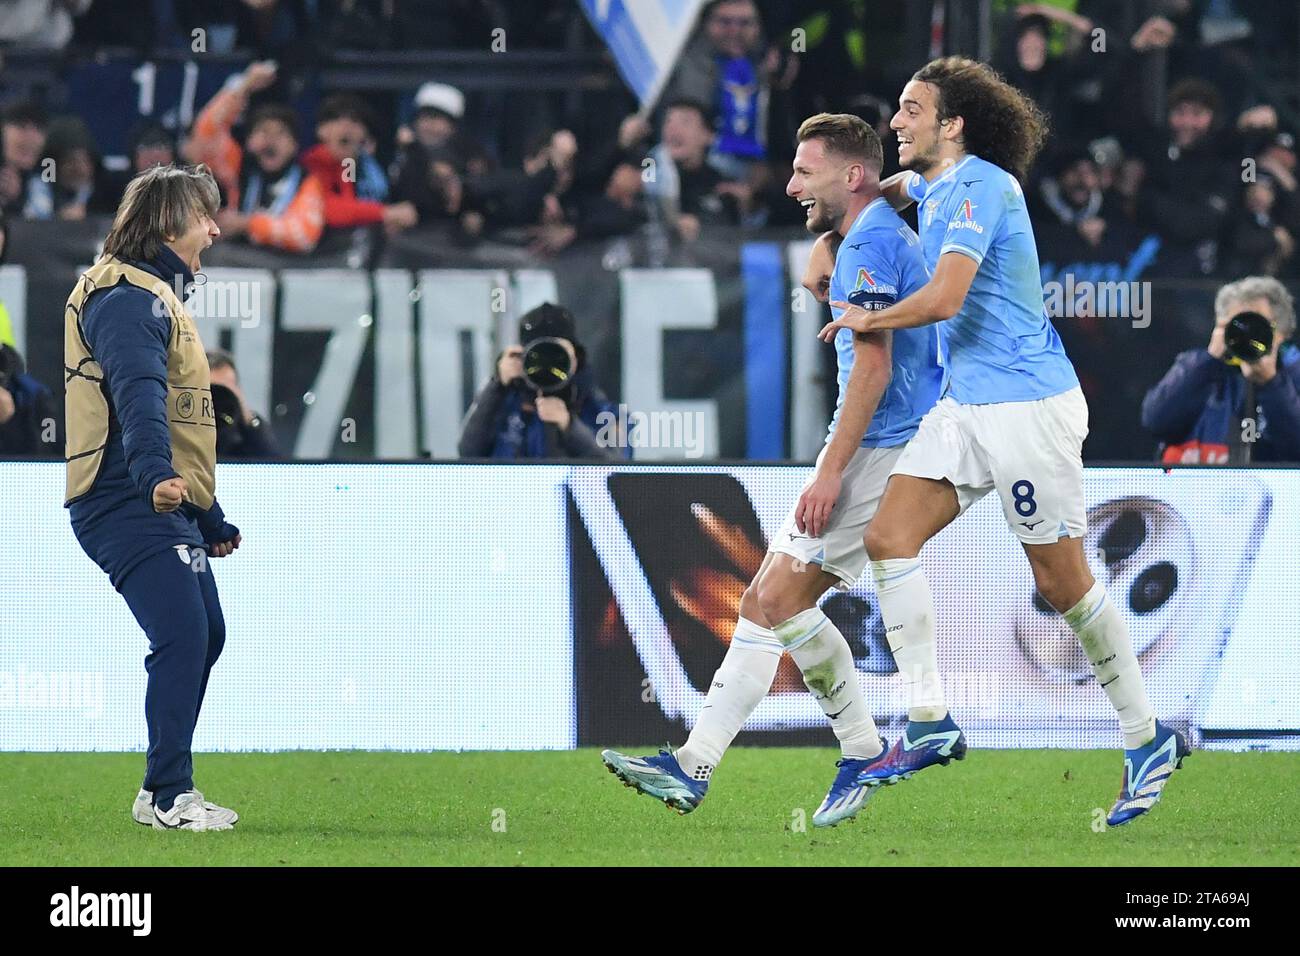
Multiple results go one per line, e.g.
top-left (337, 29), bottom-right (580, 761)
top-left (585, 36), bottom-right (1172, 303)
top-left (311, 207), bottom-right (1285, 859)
top-left (837, 231), bottom-right (903, 316)
top-left (905, 172), bottom-right (926, 203)
top-left (938, 173), bottom-right (1008, 266)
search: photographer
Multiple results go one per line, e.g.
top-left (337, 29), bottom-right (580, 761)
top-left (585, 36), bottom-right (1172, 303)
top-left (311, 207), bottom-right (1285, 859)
top-left (207, 349), bottom-right (281, 460)
top-left (0, 341), bottom-right (57, 456)
top-left (457, 303), bottom-right (625, 460)
top-left (1142, 276), bottom-right (1300, 462)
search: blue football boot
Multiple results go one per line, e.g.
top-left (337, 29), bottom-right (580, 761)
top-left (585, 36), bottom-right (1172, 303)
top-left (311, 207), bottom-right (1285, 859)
top-left (1107, 721), bottom-right (1190, 827)
top-left (812, 743), bottom-right (891, 828)
top-left (601, 748), bottom-right (708, 814)
top-left (855, 712), bottom-right (967, 787)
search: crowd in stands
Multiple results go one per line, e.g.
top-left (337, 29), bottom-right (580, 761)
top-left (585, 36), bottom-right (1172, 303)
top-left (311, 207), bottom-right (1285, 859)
top-left (1, 0), bottom-right (1296, 279)
top-left (2, 0), bottom-right (1299, 460)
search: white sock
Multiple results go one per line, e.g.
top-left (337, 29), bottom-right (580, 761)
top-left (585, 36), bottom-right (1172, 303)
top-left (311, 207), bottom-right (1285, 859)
top-left (871, 558), bottom-right (947, 722)
top-left (675, 617), bottom-right (781, 782)
top-left (773, 607), bottom-right (883, 759)
top-left (1064, 581), bottom-right (1157, 749)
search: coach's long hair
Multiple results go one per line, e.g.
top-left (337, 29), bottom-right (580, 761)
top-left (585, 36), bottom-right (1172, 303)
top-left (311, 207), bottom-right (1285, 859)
top-left (101, 163), bottom-right (220, 263)
top-left (913, 57), bottom-right (1048, 182)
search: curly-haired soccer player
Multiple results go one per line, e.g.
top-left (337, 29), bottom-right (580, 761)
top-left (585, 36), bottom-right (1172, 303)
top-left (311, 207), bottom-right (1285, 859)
top-left (819, 58), bottom-right (1186, 826)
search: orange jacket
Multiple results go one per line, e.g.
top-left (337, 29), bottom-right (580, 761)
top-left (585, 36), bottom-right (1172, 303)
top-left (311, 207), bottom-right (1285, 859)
top-left (188, 86), bottom-right (324, 254)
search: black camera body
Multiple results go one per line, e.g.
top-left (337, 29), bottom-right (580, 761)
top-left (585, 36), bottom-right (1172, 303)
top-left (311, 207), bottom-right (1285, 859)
top-left (520, 336), bottom-right (574, 395)
top-left (1223, 310), bottom-right (1274, 365)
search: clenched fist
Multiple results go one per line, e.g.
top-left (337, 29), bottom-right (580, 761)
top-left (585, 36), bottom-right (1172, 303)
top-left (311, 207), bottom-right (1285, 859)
top-left (152, 476), bottom-right (189, 513)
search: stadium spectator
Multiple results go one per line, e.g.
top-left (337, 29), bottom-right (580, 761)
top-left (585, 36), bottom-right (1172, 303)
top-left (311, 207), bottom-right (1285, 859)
top-left (458, 303), bottom-right (624, 460)
top-left (186, 61), bottom-right (326, 254)
top-left (394, 82), bottom-right (491, 177)
top-left (457, 129), bottom-right (576, 233)
top-left (1030, 146), bottom-right (1144, 269)
top-left (23, 116), bottom-right (116, 220)
top-left (643, 99), bottom-right (743, 241)
top-left (0, 341), bottom-right (57, 457)
top-left (1226, 175), bottom-right (1295, 277)
top-left (392, 147), bottom-right (466, 225)
top-left (389, 86), bottom-right (511, 241)
top-left (1141, 276), bottom-right (1300, 463)
top-left (127, 121), bottom-right (177, 172)
top-left (102, 121), bottom-right (179, 209)
top-left (206, 349), bottom-right (281, 459)
top-left (302, 92), bottom-right (416, 234)
top-left (530, 158), bottom-right (645, 255)
top-left (169, 0), bottom-right (313, 57)
top-left (1250, 131), bottom-right (1300, 239)
top-left (0, 0), bottom-right (93, 49)
top-left (662, 0), bottom-right (774, 176)
top-left (993, 7), bottom-right (1091, 137)
top-left (0, 102), bottom-right (47, 219)
top-left (1132, 79), bottom-right (1237, 278)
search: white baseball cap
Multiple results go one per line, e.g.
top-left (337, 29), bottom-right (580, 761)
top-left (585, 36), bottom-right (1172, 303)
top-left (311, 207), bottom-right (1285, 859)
top-left (414, 82), bottom-right (465, 120)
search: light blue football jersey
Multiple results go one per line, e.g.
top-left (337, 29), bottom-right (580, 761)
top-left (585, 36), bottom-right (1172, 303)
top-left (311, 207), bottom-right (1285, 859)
top-left (827, 197), bottom-right (946, 447)
top-left (906, 155), bottom-right (1078, 404)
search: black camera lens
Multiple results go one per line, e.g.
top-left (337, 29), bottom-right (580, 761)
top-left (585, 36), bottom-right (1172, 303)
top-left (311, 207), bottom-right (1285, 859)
top-left (521, 337), bottom-right (574, 394)
top-left (1223, 310), bottom-right (1274, 363)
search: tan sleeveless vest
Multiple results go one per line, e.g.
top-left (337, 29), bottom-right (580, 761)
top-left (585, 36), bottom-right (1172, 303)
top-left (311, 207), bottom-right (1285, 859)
top-left (64, 257), bottom-right (216, 509)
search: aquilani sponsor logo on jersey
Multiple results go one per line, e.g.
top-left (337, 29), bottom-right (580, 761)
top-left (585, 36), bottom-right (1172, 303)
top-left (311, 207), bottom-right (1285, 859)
top-left (946, 200), bottom-right (984, 234)
top-left (49, 886), bottom-right (152, 936)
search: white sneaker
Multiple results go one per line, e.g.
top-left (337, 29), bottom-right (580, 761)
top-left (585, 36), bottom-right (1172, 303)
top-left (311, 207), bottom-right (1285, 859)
top-left (133, 788), bottom-right (239, 826)
top-left (149, 790), bottom-right (239, 831)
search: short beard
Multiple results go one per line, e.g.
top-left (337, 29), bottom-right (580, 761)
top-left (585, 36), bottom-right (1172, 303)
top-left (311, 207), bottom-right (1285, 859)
top-left (902, 123), bottom-right (945, 175)
top-left (902, 144), bottom-right (942, 176)
top-left (805, 199), bottom-right (843, 234)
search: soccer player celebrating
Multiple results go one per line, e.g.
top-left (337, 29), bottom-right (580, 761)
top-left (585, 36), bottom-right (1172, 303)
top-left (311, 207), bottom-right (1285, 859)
top-left (64, 165), bottom-right (242, 831)
top-left (603, 113), bottom-right (945, 827)
top-left (818, 58), bottom-right (1186, 826)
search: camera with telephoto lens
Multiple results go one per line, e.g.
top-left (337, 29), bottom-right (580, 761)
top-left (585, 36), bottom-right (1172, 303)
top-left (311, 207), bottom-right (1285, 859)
top-left (520, 336), bottom-right (574, 395)
top-left (511, 302), bottom-right (581, 405)
top-left (1223, 310), bottom-right (1274, 365)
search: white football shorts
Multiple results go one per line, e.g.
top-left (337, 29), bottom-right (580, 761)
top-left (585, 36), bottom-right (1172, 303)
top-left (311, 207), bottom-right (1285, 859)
top-left (769, 443), bottom-right (906, 587)
top-left (890, 385), bottom-right (1090, 544)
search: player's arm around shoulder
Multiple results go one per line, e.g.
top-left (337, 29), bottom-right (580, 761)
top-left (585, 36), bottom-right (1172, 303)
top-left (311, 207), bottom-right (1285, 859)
top-left (881, 171), bottom-right (919, 212)
top-left (801, 230), bottom-right (842, 302)
top-left (820, 252), bottom-right (977, 339)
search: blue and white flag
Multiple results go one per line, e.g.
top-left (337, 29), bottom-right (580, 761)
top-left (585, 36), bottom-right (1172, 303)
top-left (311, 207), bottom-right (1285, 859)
top-left (579, 0), bottom-right (705, 110)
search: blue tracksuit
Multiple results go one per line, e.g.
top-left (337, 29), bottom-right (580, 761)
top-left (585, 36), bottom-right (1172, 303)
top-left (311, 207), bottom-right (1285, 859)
top-left (68, 246), bottom-right (238, 811)
top-left (1140, 344), bottom-right (1300, 463)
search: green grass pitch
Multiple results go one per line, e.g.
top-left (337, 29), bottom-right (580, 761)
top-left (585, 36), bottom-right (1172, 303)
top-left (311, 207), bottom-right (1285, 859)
top-left (1, 749), bottom-right (1296, 866)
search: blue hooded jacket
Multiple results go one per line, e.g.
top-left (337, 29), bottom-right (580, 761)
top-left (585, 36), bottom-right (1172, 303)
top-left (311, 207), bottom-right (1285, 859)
top-left (1141, 343), bottom-right (1300, 463)
top-left (68, 247), bottom-right (238, 589)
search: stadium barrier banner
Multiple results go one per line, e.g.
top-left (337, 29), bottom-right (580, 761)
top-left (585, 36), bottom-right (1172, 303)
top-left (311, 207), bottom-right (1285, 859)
top-left (1, 219), bottom-right (1252, 462)
top-left (2, 462), bottom-right (1296, 753)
